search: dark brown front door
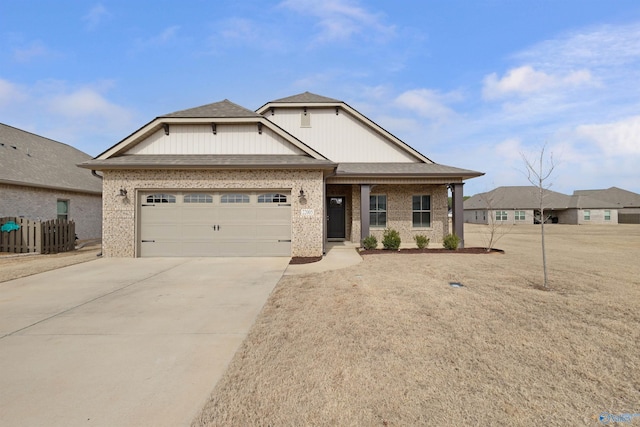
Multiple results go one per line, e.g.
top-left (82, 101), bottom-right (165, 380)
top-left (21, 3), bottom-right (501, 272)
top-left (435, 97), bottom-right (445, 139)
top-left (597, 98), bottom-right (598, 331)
top-left (327, 196), bottom-right (346, 239)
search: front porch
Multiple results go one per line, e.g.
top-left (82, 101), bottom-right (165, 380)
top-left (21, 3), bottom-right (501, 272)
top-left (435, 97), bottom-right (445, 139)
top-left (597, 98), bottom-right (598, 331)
top-left (324, 182), bottom-right (466, 250)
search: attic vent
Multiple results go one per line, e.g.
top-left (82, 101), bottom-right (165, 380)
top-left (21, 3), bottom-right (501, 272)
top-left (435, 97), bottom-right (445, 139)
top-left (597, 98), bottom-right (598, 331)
top-left (301, 111), bottom-right (311, 128)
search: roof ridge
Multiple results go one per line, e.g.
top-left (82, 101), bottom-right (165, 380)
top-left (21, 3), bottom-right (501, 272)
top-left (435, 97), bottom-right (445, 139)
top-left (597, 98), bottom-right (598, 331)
top-left (161, 99), bottom-right (261, 118)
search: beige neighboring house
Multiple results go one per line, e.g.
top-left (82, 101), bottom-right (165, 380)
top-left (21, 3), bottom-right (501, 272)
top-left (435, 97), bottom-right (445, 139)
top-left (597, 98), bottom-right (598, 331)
top-left (573, 187), bottom-right (640, 224)
top-left (79, 92), bottom-right (483, 258)
top-left (464, 186), bottom-right (619, 225)
top-left (0, 123), bottom-right (102, 239)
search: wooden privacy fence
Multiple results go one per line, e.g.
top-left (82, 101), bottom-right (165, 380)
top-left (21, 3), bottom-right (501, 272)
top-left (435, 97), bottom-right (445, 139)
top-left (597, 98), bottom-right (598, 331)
top-left (0, 217), bottom-right (76, 254)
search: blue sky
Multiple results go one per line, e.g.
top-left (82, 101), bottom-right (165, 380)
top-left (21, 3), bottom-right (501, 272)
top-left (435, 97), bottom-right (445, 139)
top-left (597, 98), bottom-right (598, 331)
top-left (2, 0), bottom-right (640, 196)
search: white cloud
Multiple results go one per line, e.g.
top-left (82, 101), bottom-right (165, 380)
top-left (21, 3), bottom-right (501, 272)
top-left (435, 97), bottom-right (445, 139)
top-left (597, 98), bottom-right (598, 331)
top-left (83, 4), bottom-right (111, 30)
top-left (12, 40), bottom-right (53, 62)
top-left (133, 26), bottom-right (181, 51)
top-left (483, 65), bottom-right (593, 100)
top-left (0, 77), bottom-right (135, 155)
top-left (394, 88), bottom-right (461, 122)
top-left (279, 0), bottom-right (395, 44)
top-left (0, 78), bottom-right (28, 107)
top-left (576, 115), bottom-right (640, 156)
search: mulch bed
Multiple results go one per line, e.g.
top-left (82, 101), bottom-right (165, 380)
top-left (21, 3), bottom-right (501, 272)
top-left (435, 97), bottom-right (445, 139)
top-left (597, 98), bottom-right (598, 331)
top-left (289, 256), bottom-right (324, 265)
top-left (290, 248), bottom-right (503, 264)
top-left (360, 247), bottom-right (504, 255)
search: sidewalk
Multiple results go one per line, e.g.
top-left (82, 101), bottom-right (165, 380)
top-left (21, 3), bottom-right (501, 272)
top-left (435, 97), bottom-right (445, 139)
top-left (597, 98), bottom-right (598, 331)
top-left (284, 242), bottom-right (362, 275)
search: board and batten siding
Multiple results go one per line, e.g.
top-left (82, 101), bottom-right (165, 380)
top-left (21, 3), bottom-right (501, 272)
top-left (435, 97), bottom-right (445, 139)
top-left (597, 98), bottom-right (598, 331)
top-left (266, 108), bottom-right (418, 163)
top-left (126, 124), bottom-right (305, 155)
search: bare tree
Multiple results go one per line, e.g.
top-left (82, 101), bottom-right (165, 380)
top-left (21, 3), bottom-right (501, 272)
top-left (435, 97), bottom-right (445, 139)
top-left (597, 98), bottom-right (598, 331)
top-left (479, 189), bottom-right (513, 252)
top-left (522, 144), bottom-right (555, 288)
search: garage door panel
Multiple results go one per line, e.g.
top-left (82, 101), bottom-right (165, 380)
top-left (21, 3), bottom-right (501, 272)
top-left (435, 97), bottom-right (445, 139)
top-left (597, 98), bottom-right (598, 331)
top-left (140, 191), bottom-right (291, 257)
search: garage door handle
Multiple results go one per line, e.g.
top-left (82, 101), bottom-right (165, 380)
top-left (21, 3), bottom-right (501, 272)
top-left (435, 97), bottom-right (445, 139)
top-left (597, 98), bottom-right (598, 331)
top-left (278, 239), bottom-right (291, 242)
top-left (278, 203), bottom-right (291, 206)
top-left (141, 240), bottom-right (155, 243)
top-left (142, 204), bottom-right (155, 207)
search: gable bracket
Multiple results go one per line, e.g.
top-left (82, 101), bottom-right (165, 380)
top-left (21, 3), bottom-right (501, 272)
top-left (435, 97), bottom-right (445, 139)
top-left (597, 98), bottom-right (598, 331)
top-left (257, 122), bottom-right (263, 134)
top-left (211, 123), bottom-right (217, 134)
top-left (163, 123), bottom-right (170, 135)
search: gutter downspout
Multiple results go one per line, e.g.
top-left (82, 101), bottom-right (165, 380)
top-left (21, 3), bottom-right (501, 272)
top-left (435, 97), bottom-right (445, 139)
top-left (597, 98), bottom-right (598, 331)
top-left (91, 170), bottom-right (104, 257)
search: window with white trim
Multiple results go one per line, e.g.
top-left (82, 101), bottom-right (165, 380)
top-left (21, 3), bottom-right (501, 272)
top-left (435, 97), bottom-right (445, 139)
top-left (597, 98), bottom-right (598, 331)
top-left (184, 194), bottom-right (213, 203)
top-left (369, 195), bottom-right (387, 227)
top-left (146, 194), bottom-right (176, 203)
top-left (57, 200), bottom-right (69, 220)
top-left (495, 211), bottom-right (508, 221)
top-left (515, 210), bottom-right (525, 221)
top-left (221, 194), bottom-right (250, 203)
top-left (584, 210), bottom-right (591, 221)
top-left (412, 195), bottom-right (431, 227)
top-left (604, 210), bottom-right (611, 221)
top-left (258, 193), bottom-right (287, 203)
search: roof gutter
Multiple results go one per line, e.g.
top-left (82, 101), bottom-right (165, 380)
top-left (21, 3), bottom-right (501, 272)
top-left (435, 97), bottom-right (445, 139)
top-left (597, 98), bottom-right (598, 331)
top-left (91, 170), bottom-right (103, 180)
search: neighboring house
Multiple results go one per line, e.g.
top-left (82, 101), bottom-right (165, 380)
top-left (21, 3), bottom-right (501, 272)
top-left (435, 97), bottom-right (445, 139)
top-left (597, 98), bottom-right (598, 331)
top-left (0, 123), bottom-right (102, 239)
top-left (79, 92), bottom-right (483, 258)
top-left (573, 187), bottom-right (640, 224)
top-left (464, 186), bottom-right (619, 225)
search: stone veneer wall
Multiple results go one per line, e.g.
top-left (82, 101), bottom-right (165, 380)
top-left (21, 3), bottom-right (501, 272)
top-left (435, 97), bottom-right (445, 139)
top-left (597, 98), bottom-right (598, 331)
top-left (0, 183), bottom-right (102, 239)
top-left (101, 169), bottom-right (324, 257)
top-left (350, 184), bottom-right (448, 247)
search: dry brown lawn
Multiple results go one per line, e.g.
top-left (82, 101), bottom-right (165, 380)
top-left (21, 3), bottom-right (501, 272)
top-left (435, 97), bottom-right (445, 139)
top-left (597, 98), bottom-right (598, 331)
top-left (0, 243), bottom-right (101, 283)
top-left (194, 224), bottom-right (640, 426)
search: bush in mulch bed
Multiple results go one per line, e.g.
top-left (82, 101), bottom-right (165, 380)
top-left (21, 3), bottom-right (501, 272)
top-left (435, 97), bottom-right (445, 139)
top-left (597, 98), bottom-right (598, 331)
top-left (359, 247), bottom-right (504, 255)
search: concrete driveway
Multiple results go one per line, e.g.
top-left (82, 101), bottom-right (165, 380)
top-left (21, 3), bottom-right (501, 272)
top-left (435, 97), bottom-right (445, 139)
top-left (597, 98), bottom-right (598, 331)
top-left (0, 257), bottom-right (289, 427)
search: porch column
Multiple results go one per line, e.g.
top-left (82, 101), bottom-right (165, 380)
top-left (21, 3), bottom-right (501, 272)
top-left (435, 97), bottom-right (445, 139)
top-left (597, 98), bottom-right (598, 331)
top-left (360, 184), bottom-right (370, 243)
top-left (451, 183), bottom-right (465, 248)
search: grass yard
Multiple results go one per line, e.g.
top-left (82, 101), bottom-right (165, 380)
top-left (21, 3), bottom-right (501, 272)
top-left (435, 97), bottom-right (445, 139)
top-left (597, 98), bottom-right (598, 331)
top-left (193, 224), bottom-right (640, 426)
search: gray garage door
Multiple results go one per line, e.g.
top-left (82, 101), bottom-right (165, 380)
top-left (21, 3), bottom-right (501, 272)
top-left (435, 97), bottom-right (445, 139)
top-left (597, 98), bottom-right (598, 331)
top-left (140, 191), bottom-right (291, 257)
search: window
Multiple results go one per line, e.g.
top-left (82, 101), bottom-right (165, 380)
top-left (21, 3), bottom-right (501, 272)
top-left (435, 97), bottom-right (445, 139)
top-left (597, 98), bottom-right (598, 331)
top-left (412, 195), bottom-right (431, 227)
top-left (258, 193), bottom-right (287, 203)
top-left (221, 194), bottom-right (250, 203)
top-left (146, 194), bottom-right (176, 203)
top-left (515, 211), bottom-right (526, 221)
top-left (604, 210), bottom-right (611, 221)
top-left (57, 200), bottom-right (69, 221)
top-left (184, 194), bottom-right (213, 203)
top-left (369, 195), bottom-right (387, 227)
top-left (495, 211), bottom-right (508, 221)
top-left (584, 210), bottom-right (591, 221)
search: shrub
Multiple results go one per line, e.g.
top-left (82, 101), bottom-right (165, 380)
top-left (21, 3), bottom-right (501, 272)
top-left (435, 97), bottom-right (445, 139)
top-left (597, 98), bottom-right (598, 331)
top-left (414, 234), bottom-right (429, 249)
top-left (443, 233), bottom-right (460, 250)
top-left (362, 235), bottom-right (378, 250)
top-left (382, 228), bottom-right (401, 250)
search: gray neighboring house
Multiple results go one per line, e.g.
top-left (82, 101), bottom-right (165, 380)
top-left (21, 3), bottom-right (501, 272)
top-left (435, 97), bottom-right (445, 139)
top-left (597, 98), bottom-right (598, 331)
top-left (573, 187), bottom-right (640, 224)
top-left (464, 186), bottom-right (619, 225)
top-left (0, 123), bottom-right (102, 239)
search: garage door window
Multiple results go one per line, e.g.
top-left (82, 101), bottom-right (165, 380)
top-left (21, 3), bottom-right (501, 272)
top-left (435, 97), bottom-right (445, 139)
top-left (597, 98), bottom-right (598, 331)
top-left (258, 193), bottom-right (287, 203)
top-left (184, 194), bottom-right (213, 203)
top-left (146, 194), bottom-right (176, 203)
top-left (221, 194), bottom-right (250, 203)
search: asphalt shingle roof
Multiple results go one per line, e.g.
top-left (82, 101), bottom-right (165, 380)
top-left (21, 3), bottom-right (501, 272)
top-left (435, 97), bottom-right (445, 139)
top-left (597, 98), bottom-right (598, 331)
top-left (268, 92), bottom-right (341, 104)
top-left (161, 99), bottom-right (261, 118)
top-left (573, 187), bottom-right (640, 208)
top-left (336, 162), bottom-right (483, 178)
top-left (0, 123), bottom-right (102, 194)
top-left (80, 154), bottom-right (336, 170)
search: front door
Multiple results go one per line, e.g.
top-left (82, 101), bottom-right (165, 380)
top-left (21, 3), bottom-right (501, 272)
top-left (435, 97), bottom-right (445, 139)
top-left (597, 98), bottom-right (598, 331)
top-left (327, 196), bottom-right (346, 239)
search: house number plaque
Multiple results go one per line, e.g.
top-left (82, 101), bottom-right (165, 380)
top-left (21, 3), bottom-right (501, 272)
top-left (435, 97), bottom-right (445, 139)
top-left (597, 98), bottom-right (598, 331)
top-left (300, 209), bottom-right (314, 217)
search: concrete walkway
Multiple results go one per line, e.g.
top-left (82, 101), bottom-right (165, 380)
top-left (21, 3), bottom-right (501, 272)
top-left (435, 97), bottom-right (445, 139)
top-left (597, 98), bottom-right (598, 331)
top-left (0, 257), bottom-right (289, 427)
top-left (284, 242), bottom-right (363, 275)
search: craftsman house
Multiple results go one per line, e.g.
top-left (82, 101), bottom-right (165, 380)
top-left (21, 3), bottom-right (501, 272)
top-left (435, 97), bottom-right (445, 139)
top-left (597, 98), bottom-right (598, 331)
top-left (79, 92), bottom-right (483, 258)
top-left (0, 123), bottom-right (102, 239)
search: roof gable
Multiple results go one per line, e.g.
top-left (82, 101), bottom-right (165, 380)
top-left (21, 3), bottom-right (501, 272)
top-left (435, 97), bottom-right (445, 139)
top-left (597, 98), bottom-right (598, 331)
top-left (268, 91), bottom-right (341, 104)
top-left (257, 93), bottom-right (432, 164)
top-left (0, 123), bottom-right (101, 194)
top-left (161, 99), bottom-right (261, 118)
top-left (464, 186), bottom-right (571, 210)
top-left (573, 187), bottom-right (640, 208)
top-left (95, 99), bottom-right (326, 160)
